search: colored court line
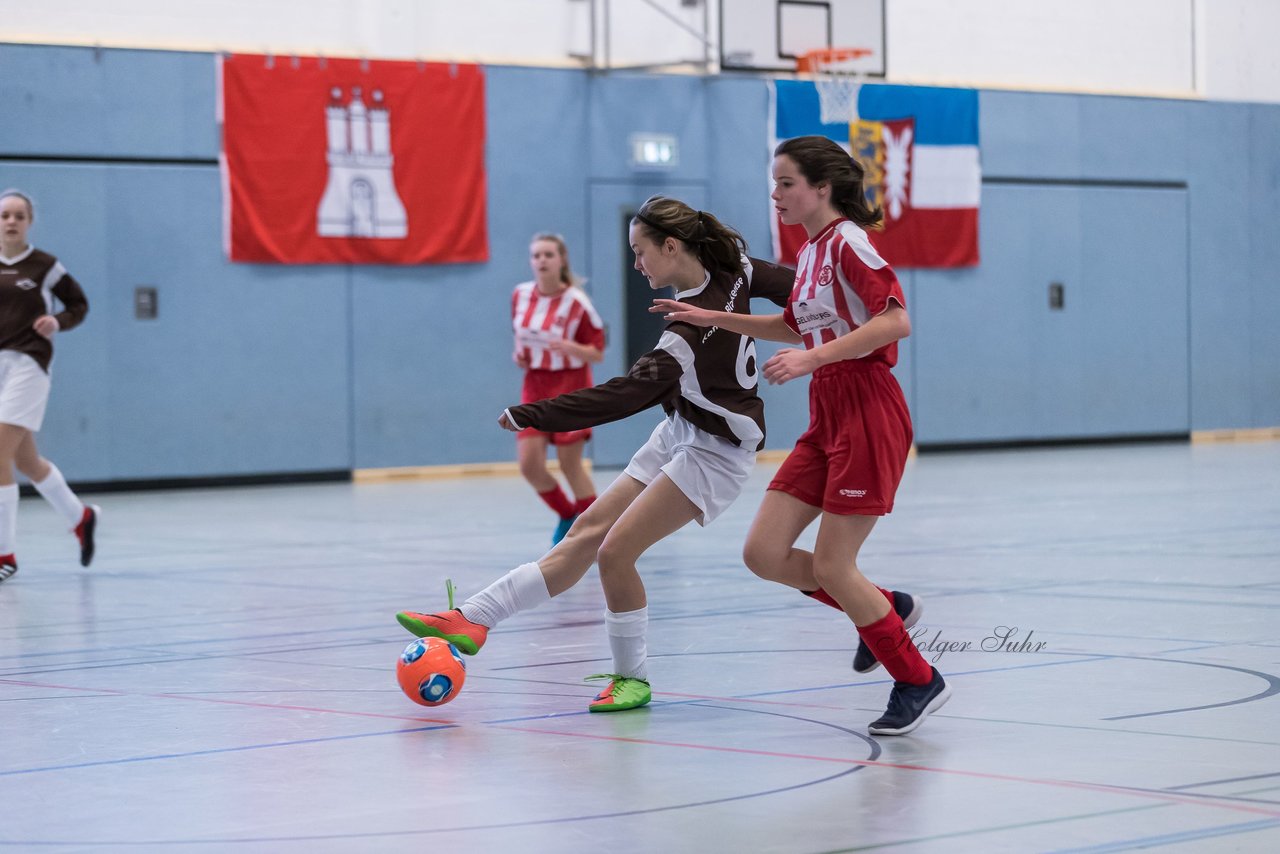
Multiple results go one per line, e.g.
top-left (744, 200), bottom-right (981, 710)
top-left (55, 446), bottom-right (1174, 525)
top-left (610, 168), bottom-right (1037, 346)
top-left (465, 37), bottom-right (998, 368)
top-left (489, 722), bottom-right (1280, 819)
top-left (1090, 655), bottom-right (1280, 720)
top-left (1169, 771), bottom-right (1280, 790)
top-left (0, 723), bottom-right (456, 779)
top-left (0, 766), bottom-right (865, 846)
top-left (819, 802), bottom-right (1167, 853)
top-left (933, 711), bottom-right (1280, 748)
top-left (1, 703), bottom-right (878, 846)
top-left (826, 785), bottom-right (1280, 851)
top-left (1006, 588), bottom-right (1279, 610)
top-left (656, 690), bottom-right (846, 710)
top-left (726, 652), bottom-right (1280, 725)
top-left (0, 676), bottom-right (451, 725)
top-left (1046, 817), bottom-right (1280, 853)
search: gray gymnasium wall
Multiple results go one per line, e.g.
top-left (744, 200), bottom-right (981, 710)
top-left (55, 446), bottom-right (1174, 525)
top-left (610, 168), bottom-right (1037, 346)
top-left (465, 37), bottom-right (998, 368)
top-left (1, 43), bottom-right (1277, 483)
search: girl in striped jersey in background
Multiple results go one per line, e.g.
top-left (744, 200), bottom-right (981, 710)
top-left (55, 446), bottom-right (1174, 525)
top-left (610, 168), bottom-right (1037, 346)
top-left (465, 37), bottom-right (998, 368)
top-left (511, 234), bottom-right (605, 545)
top-left (653, 136), bottom-right (949, 736)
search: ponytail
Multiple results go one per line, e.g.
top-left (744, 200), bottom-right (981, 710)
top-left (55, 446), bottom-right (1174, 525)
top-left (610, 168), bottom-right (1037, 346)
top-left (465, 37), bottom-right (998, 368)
top-left (774, 136), bottom-right (883, 228)
top-left (632, 196), bottom-right (747, 277)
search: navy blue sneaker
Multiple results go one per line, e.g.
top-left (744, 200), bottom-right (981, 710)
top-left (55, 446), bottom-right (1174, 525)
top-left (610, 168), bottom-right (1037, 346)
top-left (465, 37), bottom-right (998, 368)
top-left (853, 591), bottom-right (922, 673)
top-left (868, 667), bottom-right (951, 736)
top-left (552, 515), bottom-right (577, 545)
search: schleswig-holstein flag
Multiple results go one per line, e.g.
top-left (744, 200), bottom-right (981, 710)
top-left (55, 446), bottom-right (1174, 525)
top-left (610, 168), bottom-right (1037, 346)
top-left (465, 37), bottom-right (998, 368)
top-left (771, 80), bottom-right (980, 268)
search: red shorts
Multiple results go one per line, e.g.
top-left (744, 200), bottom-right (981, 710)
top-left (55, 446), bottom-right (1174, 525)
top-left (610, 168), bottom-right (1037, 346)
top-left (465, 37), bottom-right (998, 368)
top-left (518, 366), bottom-right (593, 445)
top-left (769, 359), bottom-right (913, 516)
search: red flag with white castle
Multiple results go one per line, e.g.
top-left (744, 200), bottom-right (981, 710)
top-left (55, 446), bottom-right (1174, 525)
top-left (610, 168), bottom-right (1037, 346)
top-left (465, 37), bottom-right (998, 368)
top-left (220, 54), bottom-right (488, 264)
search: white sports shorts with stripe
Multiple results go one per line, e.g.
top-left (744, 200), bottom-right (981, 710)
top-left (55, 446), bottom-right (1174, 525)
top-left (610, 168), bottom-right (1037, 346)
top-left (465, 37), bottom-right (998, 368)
top-left (0, 351), bottom-right (51, 431)
top-left (623, 411), bottom-right (756, 526)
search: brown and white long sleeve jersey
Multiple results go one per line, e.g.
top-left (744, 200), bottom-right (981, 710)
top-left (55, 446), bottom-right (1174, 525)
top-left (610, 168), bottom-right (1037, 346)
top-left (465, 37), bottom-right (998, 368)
top-left (504, 256), bottom-right (794, 452)
top-left (0, 247), bottom-right (89, 373)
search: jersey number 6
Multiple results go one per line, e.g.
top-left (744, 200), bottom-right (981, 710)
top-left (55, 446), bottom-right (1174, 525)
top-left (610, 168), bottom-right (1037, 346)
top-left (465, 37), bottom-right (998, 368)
top-left (736, 335), bottom-right (759, 389)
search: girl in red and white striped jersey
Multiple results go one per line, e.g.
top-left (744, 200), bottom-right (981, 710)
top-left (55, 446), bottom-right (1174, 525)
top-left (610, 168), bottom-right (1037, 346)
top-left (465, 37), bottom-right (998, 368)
top-left (0, 189), bottom-right (99, 583)
top-left (511, 233), bottom-right (605, 545)
top-left (653, 136), bottom-right (949, 737)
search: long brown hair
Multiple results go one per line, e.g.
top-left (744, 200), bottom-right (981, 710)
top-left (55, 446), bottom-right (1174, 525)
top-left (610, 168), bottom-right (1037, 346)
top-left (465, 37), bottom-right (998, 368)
top-left (530, 232), bottom-right (579, 287)
top-left (630, 196), bottom-right (747, 277)
top-left (774, 136), bottom-right (883, 228)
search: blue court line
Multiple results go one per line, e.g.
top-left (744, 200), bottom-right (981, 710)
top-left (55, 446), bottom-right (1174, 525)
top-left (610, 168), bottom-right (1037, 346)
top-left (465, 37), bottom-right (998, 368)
top-left (0, 637), bottom-right (392, 679)
top-left (0, 722), bottom-right (456, 777)
top-left (819, 803), bottom-right (1168, 853)
top-left (1155, 643), bottom-right (1253, 654)
top-left (823, 783), bottom-right (1280, 852)
top-left (931, 711), bottom-right (1279, 748)
top-left (1170, 771), bottom-right (1280, 790)
top-left (1045, 817), bottom-right (1280, 853)
top-left (1050, 578), bottom-right (1279, 592)
top-left (8, 641), bottom-right (1275, 732)
top-left (1095, 655), bottom-right (1280, 720)
top-left (1002, 589), bottom-right (1280, 610)
top-left (623, 651), bottom-right (1280, 729)
top-left (0, 766), bottom-right (864, 846)
top-left (1100, 783), bottom-right (1280, 808)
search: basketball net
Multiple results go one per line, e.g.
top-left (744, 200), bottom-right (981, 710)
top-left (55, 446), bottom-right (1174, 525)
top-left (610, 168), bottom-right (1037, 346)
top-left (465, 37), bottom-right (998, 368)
top-left (798, 48), bottom-right (872, 125)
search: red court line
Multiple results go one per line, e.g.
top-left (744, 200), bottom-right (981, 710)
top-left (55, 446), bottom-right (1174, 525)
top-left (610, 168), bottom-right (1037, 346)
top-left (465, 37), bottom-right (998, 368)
top-left (10, 673), bottom-right (1277, 821)
top-left (0, 677), bottom-right (450, 725)
top-left (492, 724), bottom-right (1280, 819)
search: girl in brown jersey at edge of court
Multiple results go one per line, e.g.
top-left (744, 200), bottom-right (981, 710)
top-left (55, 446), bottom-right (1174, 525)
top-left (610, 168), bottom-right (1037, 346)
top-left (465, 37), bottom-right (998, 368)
top-left (652, 136), bottom-right (950, 737)
top-left (510, 233), bottom-right (604, 546)
top-left (396, 195), bottom-right (794, 712)
top-left (0, 189), bottom-right (100, 583)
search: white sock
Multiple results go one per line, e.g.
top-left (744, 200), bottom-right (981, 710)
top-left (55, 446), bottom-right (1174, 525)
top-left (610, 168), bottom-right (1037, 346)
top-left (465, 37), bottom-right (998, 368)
top-left (606, 606), bottom-right (649, 682)
top-left (0, 484), bottom-right (19, 555)
top-left (460, 562), bottom-right (551, 627)
top-left (33, 463), bottom-right (85, 527)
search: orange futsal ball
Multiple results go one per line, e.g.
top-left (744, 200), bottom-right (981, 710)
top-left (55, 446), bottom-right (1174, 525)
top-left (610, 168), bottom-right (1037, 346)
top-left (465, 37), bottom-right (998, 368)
top-left (397, 636), bottom-right (467, 707)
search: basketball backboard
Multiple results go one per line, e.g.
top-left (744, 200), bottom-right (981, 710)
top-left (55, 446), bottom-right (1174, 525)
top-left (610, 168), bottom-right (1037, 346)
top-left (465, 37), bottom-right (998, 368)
top-left (719, 0), bottom-right (885, 75)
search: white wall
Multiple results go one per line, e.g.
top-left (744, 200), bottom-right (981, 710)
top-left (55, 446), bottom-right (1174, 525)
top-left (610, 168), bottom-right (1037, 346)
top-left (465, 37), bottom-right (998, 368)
top-left (888, 0), bottom-right (1195, 96)
top-left (0, 0), bottom-right (709, 69)
top-left (1197, 0), bottom-right (1280, 102)
top-left (2, 0), bottom-right (1278, 102)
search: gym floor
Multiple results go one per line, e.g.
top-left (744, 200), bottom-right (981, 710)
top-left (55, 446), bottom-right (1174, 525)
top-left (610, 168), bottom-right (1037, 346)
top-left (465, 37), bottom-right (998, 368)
top-left (2, 440), bottom-right (1278, 852)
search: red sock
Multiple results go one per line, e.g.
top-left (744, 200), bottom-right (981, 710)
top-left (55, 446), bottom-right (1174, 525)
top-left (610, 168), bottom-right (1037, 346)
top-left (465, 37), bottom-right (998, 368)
top-left (538, 486), bottom-right (575, 519)
top-left (802, 586), bottom-right (893, 612)
top-left (802, 588), bottom-right (844, 611)
top-left (856, 609), bottom-right (932, 685)
top-left (573, 495), bottom-right (596, 515)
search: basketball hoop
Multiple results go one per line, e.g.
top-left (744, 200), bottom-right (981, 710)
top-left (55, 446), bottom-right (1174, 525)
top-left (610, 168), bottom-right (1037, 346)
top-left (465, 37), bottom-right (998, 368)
top-left (798, 47), bottom-right (873, 125)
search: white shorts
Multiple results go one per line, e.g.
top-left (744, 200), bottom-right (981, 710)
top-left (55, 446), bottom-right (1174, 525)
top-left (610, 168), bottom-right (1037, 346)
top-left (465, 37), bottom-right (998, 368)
top-left (0, 351), bottom-right (51, 432)
top-left (623, 413), bottom-right (756, 525)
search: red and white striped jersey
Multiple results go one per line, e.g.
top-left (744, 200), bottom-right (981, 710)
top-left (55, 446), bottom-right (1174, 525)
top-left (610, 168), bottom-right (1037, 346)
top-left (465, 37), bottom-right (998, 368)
top-left (506, 255), bottom-right (796, 451)
top-left (511, 282), bottom-right (606, 371)
top-left (783, 219), bottom-right (906, 366)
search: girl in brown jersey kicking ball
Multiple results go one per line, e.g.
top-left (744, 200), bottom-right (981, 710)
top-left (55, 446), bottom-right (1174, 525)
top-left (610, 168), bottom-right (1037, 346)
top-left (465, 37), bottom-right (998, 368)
top-left (396, 195), bottom-right (793, 712)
